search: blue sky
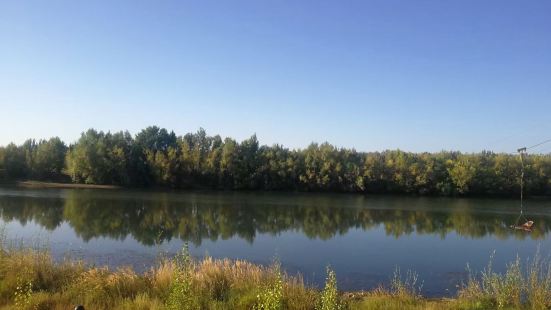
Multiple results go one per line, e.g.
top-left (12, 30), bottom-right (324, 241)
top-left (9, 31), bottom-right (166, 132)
top-left (1, 1), bottom-right (550, 153)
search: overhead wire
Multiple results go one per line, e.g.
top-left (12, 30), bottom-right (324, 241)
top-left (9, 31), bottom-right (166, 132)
top-left (512, 137), bottom-right (551, 154)
top-left (485, 119), bottom-right (551, 154)
top-left (536, 146), bottom-right (551, 154)
top-left (526, 138), bottom-right (551, 151)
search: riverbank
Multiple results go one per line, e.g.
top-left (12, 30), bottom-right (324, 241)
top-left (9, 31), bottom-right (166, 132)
top-left (0, 246), bottom-right (442, 310)
top-left (8, 180), bottom-right (549, 200)
top-left (1, 244), bottom-right (549, 309)
top-left (15, 181), bottom-right (121, 190)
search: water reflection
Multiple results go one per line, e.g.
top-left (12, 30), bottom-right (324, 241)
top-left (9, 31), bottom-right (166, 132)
top-left (0, 189), bottom-right (549, 246)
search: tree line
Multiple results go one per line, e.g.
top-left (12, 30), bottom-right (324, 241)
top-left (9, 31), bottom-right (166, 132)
top-left (1, 126), bottom-right (550, 196)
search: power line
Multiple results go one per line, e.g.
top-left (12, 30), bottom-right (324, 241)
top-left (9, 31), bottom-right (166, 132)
top-left (537, 146), bottom-right (551, 154)
top-left (486, 119), bottom-right (551, 151)
top-left (513, 137), bottom-right (551, 154)
top-left (526, 138), bottom-right (551, 151)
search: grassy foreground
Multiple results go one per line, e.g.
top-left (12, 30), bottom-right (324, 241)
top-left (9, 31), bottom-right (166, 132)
top-left (1, 243), bottom-right (551, 309)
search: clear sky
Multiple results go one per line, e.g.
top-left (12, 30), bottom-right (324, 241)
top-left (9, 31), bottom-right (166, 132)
top-left (1, 1), bottom-right (550, 153)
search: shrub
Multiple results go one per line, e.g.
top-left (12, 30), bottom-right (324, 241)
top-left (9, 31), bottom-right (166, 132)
top-left (458, 251), bottom-right (551, 309)
top-left (166, 244), bottom-right (198, 310)
top-left (14, 276), bottom-right (33, 309)
top-left (391, 267), bottom-right (423, 299)
top-left (318, 266), bottom-right (342, 310)
top-left (255, 261), bottom-right (283, 310)
top-left (525, 251), bottom-right (551, 309)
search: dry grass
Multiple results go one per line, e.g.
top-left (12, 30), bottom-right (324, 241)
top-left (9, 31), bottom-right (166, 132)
top-left (0, 245), bottom-right (319, 309)
top-left (457, 251), bottom-right (551, 309)
top-left (348, 289), bottom-right (445, 310)
top-left (1, 234), bottom-right (550, 309)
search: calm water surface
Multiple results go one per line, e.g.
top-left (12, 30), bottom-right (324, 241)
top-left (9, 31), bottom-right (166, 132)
top-left (1, 187), bottom-right (550, 296)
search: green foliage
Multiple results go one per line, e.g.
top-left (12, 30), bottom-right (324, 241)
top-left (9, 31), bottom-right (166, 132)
top-left (33, 137), bottom-right (67, 180)
top-left (2, 127), bottom-right (551, 196)
top-left (166, 244), bottom-right (198, 310)
top-left (526, 252), bottom-right (551, 310)
top-left (459, 251), bottom-right (551, 309)
top-left (255, 262), bottom-right (283, 310)
top-left (0, 138), bottom-right (67, 181)
top-left (318, 267), bottom-right (342, 310)
top-left (2, 143), bottom-right (27, 179)
top-left (349, 293), bottom-right (436, 310)
top-left (480, 256), bottom-right (522, 308)
top-left (66, 129), bottom-right (134, 185)
top-left (447, 156), bottom-right (476, 194)
top-left (14, 276), bottom-right (33, 309)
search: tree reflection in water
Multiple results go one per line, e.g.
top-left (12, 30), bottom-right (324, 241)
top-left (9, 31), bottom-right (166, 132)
top-left (0, 189), bottom-right (549, 246)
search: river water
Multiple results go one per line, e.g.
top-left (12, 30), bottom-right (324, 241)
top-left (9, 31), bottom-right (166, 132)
top-left (1, 187), bottom-right (550, 296)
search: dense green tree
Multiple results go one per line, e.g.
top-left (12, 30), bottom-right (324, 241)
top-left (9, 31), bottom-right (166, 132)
top-left (527, 154), bottom-right (551, 195)
top-left (21, 139), bottom-right (38, 176)
top-left (204, 135), bottom-right (223, 187)
top-left (219, 137), bottom-right (238, 188)
top-left (259, 145), bottom-right (297, 190)
top-left (135, 126), bottom-right (178, 186)
top-left (65, 129), bottom-right (133, 185)
top-left (147, 146), bottom-right (181, 186)
top-left (0, 147), bottom-right (5, 179)
top-left (300, 143), bottom-right (334, 191)
top-left (362, 152), bottom-right (388, 193)
top-left (234, 134), bottom-right (261, 189)
top-left (135, 126), bottom-right (177, 152)
top-left (2, 143), bottom-right (27, 179)
top-left (0, 138), bottom-right (67, 181)
top-left (32, 137), bottom-right (68, 180)
top-left (447, 154), bottom-right (476, 194)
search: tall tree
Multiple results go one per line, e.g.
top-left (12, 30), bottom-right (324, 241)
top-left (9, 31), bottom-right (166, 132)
top-left (33, 137), bottom-right (68, 180)
top-left (2, 143), bottom-right (27, 179)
